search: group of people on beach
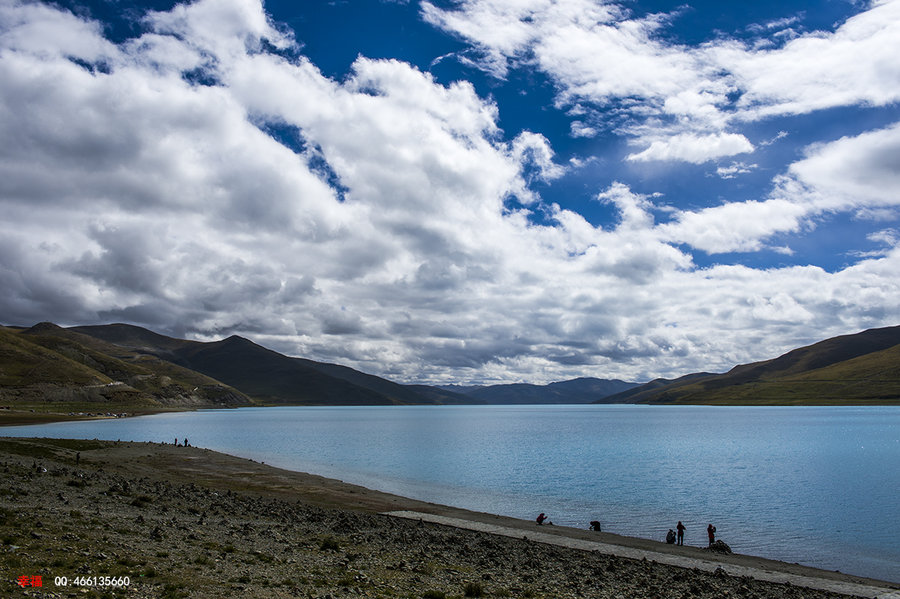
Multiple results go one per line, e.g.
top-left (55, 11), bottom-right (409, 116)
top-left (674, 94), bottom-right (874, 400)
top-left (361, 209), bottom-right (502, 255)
top-left (666, 521), bottom-right (717, 547)
top-left (537, 513), bottom-right (718, 548)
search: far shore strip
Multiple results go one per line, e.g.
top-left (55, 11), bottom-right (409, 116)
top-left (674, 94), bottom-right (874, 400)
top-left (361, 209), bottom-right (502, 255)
top-left (386, 511), bottom-right (900, 599)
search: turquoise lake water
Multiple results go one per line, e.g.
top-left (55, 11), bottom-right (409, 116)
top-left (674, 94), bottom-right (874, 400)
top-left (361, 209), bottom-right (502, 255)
top-left (3, 404), bottom-right (899, 582)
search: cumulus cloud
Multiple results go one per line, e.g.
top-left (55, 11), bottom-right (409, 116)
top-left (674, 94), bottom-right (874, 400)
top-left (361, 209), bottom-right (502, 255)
top-left (423, 0), bottom-right (900, 163)
top-left (725, 0), bottom-right (900, 118)
top-left (658, 198), bottom-right (809, 254)
top-left (779, 122), bottom-right (900, 211)
top-left (646, 122), bottom-right (900, 254)
top-left (627, 132), bottom-right (754, 164)
top-left (2, 0), bottom-right (900, 386)
top-left (423, 0), bottom-right (726, 147)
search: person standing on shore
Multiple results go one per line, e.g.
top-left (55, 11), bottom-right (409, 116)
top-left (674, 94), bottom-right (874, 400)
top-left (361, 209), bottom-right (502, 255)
top-left (676, 521), bottom-right (685, 545)
top-left (707, 523), bottom-right (716, 547)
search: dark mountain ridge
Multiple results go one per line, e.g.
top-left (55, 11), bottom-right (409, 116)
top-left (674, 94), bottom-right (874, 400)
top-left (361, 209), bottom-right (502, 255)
top-left (70, 324), bottom-right (473, 406)
top-left (5, 322), bottom-right (899, 411)
top-left (445, 377), bottom-right (639, 404)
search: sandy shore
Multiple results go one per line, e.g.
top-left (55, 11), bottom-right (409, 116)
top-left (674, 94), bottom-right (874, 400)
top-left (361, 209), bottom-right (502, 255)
top-left (1, 437), bottom-right (897, 598)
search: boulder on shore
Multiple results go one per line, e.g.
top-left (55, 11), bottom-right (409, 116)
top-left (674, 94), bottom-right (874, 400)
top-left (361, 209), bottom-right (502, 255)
top-left (707, 540), bottom-right (733, 554)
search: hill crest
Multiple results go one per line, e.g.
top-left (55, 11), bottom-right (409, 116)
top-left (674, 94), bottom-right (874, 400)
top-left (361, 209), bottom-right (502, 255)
top-left (602, 325), bottom-right (900, 405)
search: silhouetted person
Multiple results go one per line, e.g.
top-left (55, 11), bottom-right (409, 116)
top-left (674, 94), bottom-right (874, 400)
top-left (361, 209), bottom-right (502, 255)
top-left (676, 521), bottom-right (685, 546)
top-left (666, 529), bottom-right (676, 544)
top-left (589, 520), bottom-right (601, 532)
top-left (536, 513), bottom-right (548, 525)
top-left (707, 524), bottom-right (716, 547)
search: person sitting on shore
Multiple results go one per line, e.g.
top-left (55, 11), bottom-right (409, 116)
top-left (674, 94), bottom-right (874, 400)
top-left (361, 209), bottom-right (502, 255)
top-left (590, 520), bottom-right (602, 532)
top-left (536, 513), bottom-right (548, 525)
top-left (666, 529), bottom-right (676, 544)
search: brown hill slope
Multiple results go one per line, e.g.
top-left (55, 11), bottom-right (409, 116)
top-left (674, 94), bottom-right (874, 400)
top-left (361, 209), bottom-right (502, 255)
top-left (605, 325), bottom-right (900, 405)
top-left (0, 324), bottom-right (157, 411)
top-left (71, 323), bottom-right (466, 405)
top-left (0, 323), bottom-right (253, 419)
top-left (21, 323), bottom-right (253, 408)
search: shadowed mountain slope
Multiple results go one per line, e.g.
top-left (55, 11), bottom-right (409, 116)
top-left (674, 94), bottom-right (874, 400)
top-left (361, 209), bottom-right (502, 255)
top-left (445, 377), bottom-right (638, 404)
top-left (71, 324), bottom-right (470, 405)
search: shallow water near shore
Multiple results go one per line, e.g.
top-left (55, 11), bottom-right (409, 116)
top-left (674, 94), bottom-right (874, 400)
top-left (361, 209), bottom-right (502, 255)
top-left (4, 404), bottom-right (899, 582)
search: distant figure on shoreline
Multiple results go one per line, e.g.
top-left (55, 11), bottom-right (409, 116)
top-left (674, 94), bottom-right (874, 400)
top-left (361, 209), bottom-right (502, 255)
top-left (707, 523), bottom-right (716, 547)
top-left (589, 520), bottom-right (601, 532)
top-left (184, 438), bottom-right (189, 447)
top-left (536, 513), bottom-right (548, 525)
top-left (666, 529), bottom-right (676, 544)
top-left (676, 521), bottom-right (685, 545)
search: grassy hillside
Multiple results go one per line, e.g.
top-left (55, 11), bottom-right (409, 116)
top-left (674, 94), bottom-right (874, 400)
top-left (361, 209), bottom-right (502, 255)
top-left (0, 324), bottom-right (159, 414)
top-left (71, 324), bottom-right (455, 406)
top-left (609, 326), bottom-right (900, 405)
top-left (1, 325), bottom-right (115, 389)
top-left (0, 324), bottom-right (253, 421)
top-left (676, 343), bottom-right (900, 405)
top-left (8, 321), bottom-right (900, 413)
top-left (597, 373), bottom-right (714, 404)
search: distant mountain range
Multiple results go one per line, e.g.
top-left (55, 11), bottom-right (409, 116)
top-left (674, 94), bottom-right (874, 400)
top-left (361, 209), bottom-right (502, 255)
top-left (602, 325), bottom-right (900, 405)
top-left (441, 378), bottom-right (638, 404)
top-left (2, 322), bottom-right (899, 414)
top-left (0, 323), bottom-right (639, 410)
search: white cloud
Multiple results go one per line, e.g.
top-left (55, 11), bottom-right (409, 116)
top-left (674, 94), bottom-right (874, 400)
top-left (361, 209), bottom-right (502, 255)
top-left (423, 0), bottom-right (900, 164)
top-left (630, 121), bottom-right (900, 256)
top-left (2, 0), bottom-right (900, 386)
top-left (716, 162), bottom-right (757, 179)
top-left (570, 121), bottom-right (598, 138)
top-left (657, 199), bottom-right (809, 254)
top-left (726, 0), bottom-right (900, 118)
top-left (0, 0), bottom-right (117, 61)
top-left (420, 0), bottom-right (544, 78)
top-left (627, 132), bottom-right (754, 164)
top-left (867, 228), bottom-right (899, 246)
top-left (781, 122), bottom-right (900, 211)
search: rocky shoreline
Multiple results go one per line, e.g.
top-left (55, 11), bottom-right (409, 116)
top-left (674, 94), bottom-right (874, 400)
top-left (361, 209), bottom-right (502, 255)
top-left (1, 437), bottom-right (894, 598)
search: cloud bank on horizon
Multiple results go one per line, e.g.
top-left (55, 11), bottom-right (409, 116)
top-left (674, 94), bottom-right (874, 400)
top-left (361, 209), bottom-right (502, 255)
top-left (1, 0), bottom-right (899, 384)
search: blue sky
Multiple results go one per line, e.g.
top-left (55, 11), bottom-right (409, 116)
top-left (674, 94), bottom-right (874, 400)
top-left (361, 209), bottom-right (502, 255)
top-left (2, 0), bottom-right (900, 384)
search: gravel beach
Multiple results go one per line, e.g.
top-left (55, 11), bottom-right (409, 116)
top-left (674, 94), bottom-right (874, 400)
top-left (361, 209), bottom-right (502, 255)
top-left (1, 437), bottom-right (897, 598)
